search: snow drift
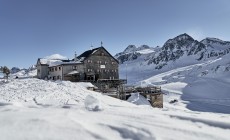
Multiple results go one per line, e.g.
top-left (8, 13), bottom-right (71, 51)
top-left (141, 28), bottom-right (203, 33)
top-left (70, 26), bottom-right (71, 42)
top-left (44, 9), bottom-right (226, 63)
top-left (0, 78), bottom-right (230, 140)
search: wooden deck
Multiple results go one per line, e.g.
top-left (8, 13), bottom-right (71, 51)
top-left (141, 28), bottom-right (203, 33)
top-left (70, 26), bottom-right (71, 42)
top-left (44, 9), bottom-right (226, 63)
top-left (124, 86), bottom-right (163, 108)
top-left (91, 80), bottom-right (163, 108)
top-left (125, 86), bottom-right (162, 94)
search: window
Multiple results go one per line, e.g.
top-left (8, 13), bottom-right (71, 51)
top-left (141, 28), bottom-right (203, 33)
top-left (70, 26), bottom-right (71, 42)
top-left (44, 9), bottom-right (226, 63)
top-left (59, 67), bottom-right (61, 70)
top-left (88, 69), bottom-right (92, 72)
top-left (105, 61), bottom-right (107, 64)
top-left (55, 67), bottom-right (57, 71)
top-left (57, 75), bottom-right (61, 80)
top-left (87, 60), bottom-right (92, 63)
top-left (73, 66), bottom-right (77, 70)
top-left (101, 53), bottom-right (104, 56)
top-left (38, 69), bottom-right (40, 73)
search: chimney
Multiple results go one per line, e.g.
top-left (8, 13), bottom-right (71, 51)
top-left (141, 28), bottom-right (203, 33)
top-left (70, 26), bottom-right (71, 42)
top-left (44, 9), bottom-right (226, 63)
top-left (101, 41), bottom-right (103, 47)
top-left (90, 43), bottom-right (93, 50)
top-left (74, 51), bottom-right (77, 62)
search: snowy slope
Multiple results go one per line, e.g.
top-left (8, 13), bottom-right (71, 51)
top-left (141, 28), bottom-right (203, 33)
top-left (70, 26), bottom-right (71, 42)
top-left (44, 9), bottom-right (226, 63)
top-left (117, 34), bottom-right (230, 84)
top-left (10, 68), bottom-right (37, 79)
top-left (116, 33), bottom-right (230, 115)
top-left (140, 53), bottom-right (230, 114)
top-left (0, 72), bottom-right (3, 78)
top-left (0, 78), bottom-right (230, 140)
top-left (115, 45), bottom-right (156, 64)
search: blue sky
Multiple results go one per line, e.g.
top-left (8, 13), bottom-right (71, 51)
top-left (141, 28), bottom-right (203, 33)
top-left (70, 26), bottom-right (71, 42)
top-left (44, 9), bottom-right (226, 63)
top-left (0, 0), bottom-right (230, 68)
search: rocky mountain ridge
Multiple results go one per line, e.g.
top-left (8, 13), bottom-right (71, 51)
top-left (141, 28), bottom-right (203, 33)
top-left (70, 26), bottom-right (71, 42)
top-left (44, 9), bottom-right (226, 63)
top-left (115, 33), bottom-right (230, 70)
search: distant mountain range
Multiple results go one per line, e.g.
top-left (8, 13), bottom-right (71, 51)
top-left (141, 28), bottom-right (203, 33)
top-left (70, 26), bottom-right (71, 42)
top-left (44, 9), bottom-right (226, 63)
top-left (115, 33), bottom-right (230, 84)
top-left (115, 33), bottom-right (230, 69)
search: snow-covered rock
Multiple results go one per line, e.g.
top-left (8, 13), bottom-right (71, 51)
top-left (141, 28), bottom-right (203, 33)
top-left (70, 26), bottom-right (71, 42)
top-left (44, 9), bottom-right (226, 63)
top-left (115, 45), bottom-right (156, 64)
top-left (84, 95), bottom-right (103, 111)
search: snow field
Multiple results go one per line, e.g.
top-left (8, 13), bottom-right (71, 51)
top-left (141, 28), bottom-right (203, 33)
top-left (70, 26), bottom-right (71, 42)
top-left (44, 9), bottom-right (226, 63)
top-left (0, 78), bottom-right (230, 140)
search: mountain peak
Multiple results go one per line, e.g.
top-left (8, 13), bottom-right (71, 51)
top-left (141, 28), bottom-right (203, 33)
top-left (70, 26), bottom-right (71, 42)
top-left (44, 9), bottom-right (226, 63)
top-left (44, 54), bottom-right (68, 60)
top-left (123, 45), bottom-right (137, 53)
top-left (136, 45), bottom-right (150, 51)
top-left (201, 37), bottom-right (230, 44)
top-left (174, 33), bottom-right (194, 41)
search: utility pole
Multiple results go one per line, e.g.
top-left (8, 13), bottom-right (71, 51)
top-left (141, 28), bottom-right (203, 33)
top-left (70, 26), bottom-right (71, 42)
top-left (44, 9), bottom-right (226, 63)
top-left (125, 63), bottom-right (127, 84)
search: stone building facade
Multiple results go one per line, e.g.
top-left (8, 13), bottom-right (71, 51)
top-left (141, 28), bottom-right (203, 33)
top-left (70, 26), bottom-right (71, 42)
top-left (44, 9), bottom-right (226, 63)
top-left (37, 47), bottom-right (119, 82)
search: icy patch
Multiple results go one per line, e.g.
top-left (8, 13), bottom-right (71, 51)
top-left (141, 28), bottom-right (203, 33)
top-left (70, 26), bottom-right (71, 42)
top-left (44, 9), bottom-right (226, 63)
top-left (84, 95), bottom-right (103, 111)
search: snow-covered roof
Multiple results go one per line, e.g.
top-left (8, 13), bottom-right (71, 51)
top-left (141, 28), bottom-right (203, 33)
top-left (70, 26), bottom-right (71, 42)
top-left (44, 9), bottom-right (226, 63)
top-left (38, 53), bottom-right (83, 67)
top-left (39, 58), bottom-right (63, 65)
top-left (49, 61), bottom-right (82, 67)
top-left (67, 70), bottom-right (79, 75)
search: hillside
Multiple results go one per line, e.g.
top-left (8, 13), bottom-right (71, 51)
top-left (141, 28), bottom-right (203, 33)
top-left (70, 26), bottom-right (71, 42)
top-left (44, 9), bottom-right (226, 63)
top-left (0, 78), bottom-right (230, 140)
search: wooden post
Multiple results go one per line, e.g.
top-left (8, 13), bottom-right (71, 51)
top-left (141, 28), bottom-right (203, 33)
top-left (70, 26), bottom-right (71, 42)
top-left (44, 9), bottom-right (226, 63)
top-left (151, 94), bottom-right (163, 108)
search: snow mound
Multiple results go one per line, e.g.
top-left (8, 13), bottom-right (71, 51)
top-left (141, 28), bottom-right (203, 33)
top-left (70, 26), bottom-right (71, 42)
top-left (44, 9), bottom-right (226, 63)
top-left (11, 69), bottom-right (37, 78)
top-left (0, 78), bottom-right (230, 140)
top-left (127, 93), bottom-right (151, 106)
top-left (0, 78), bottom-right (96, 106)
top-left (84, 95), bottom-right (103, 111)
top-left (44, 54), bottom-right (68, 60)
